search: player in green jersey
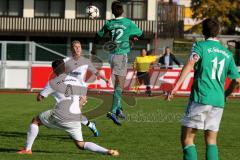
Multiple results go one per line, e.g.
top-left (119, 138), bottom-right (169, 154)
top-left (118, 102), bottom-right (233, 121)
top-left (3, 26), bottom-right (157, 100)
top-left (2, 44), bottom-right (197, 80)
top-left (92, 1), bottom-right (143, 125)
top-left (167, 18), bottom-right (240, 160)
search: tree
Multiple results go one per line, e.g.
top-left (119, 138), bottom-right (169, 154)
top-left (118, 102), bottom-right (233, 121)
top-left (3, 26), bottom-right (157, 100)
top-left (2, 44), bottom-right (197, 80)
top-left (191, 0), bottom-right (240, 34)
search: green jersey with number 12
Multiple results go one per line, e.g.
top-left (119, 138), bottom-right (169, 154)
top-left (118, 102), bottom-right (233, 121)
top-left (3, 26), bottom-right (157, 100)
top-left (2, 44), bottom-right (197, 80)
top-left (97, 17), bottom-right (142, 55)
top-left (190, 39), bottom-right (240, 108)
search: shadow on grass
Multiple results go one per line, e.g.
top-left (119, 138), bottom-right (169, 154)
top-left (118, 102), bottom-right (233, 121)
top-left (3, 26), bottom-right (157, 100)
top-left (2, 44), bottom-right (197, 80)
top-left (84, 91), bottom-right (137, 119)
top-left (0, 131), bottom-right (70, 140)
top-left (0, 147), bottom-right (19, 153)
top-left (0, 147), bottom-right (94, 155)
top-left (0, 131), bottom-right (26, 138)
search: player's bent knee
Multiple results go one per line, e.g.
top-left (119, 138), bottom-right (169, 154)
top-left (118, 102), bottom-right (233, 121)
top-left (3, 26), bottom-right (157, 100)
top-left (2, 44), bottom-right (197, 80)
top-left (182, 138), bottom-right (194, 147)
top-left (205, 136), bottom-right (217, 145)
top-left (181, 135), bottom-right (195, 146)
top-left (75, 140), bottom-right (85, 150)
top-left (31, 117), bottom-right (42, 126)
top-left (181, 127), bottom-right (197, 146)
top-left (205, 130), bottom-right (218, 145)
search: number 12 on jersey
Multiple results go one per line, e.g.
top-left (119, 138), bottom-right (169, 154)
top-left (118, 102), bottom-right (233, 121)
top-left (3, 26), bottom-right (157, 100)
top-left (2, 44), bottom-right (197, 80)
top-left (111, 29), bottom-right (123, 43)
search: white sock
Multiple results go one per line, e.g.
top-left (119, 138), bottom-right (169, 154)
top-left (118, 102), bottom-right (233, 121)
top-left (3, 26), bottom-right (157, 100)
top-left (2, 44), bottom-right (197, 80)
top-left (80, 115), bottom-right (89, 126)
top-left (84, 142), bottom-right (108, 154)
top-left (25, 123), bottom-right (39, 151)
top-left (80, 116), bottom-right (94, 129)
top-left (88, 122), bottom-right (94, 129)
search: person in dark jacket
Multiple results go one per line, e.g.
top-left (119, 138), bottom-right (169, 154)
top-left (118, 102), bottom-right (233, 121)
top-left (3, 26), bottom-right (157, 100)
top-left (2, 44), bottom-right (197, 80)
top-left (158, 47), bottom-right (181, 69)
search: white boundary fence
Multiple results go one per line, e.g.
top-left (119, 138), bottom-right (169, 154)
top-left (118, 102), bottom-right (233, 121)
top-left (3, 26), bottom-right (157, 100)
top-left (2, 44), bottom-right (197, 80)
top-left (0, 41), bottom-right (240, 97)
top-left (0, 41), bottom-right (66, 89)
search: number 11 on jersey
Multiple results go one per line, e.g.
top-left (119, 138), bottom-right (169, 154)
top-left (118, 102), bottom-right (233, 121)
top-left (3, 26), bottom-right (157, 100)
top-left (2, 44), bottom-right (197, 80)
top-left (211, 57), bottom-right (225, 80)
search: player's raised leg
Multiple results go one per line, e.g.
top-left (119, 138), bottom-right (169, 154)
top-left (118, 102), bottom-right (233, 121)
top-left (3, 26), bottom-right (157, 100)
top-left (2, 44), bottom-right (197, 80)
top-left (107, 74), bottom-right (126, 125)
top-left (75, 141), bottom-right (119, 156)
top-left (64, 121), bottom-right (119, 156)
top-left (92, 1), bottom-right (143, 125)
top-left (80, 114), bottom-right (99, 137)
top-left (113, 75), bottom-right (124, 109)
top-left (17, 117), bottom-right (42, 154)
top-left (79, 96), bottom-right (99, 136)
top-left (114, 75), bottom-right (126, 119)
top-left (181, 126), bottom-right (198, 160)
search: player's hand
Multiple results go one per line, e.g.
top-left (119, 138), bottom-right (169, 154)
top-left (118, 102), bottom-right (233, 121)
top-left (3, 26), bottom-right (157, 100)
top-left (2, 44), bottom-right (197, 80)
top-left (105, 79), bottom-right (109, 85)
top-left (165, 87), bottom-right (177, 101)
top-left (80, 96), bottom-right (87, 106)
top-left (37, 93), bottom-right (44, 101)
top-left (133, 37), bottom-right (138, 41)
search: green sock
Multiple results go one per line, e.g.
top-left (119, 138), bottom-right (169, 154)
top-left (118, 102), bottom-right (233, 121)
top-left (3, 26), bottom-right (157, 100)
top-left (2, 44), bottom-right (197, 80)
top-left (206, 144), bottom-right (218, 160)
top-left (111, 86), bottom-right (122, 114)
top-left (183, 144), bottom-right (198, 160)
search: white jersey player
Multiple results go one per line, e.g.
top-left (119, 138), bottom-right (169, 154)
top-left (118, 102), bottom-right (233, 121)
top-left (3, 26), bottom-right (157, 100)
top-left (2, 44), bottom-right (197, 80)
top-left (63, 40), bottom-right (108, 137)
top-left (17, 59), bottom-right (119, 156)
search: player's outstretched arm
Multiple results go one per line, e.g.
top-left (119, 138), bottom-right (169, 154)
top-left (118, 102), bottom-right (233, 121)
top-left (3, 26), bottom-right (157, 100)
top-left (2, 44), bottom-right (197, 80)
top-left (166, 59), bottom-right (195, 101)
top-left (96, 71), bottom-right (109, 84)
top-left (92, 34), bottom-right (102, 55)
top-left (79, 95), bottom-right (88, 109)
top-left (87, 59), bottom-right (109, 84)
top-left (37, 82), bottom-right (54, 101)
top-left (92, 20), bottom-right (108, 55)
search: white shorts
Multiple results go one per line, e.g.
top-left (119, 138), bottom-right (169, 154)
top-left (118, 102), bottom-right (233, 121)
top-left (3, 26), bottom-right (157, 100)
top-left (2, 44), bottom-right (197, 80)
top-left (182, 102), bottom-right (223, 132)
top-left (109, 54), bottom-right (128, 76)
top-left (38, 110), bottom-right (83, 141)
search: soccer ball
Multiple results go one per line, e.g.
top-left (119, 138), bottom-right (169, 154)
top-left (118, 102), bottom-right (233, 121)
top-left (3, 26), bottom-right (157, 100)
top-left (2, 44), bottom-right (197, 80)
top-left (86, 5), bottom-right (100, 19)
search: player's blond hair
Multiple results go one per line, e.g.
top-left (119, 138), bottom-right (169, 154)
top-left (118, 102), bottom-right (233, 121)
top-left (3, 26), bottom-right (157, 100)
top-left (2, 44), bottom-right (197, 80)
top-left (71, 40), bottom-right (81, 48)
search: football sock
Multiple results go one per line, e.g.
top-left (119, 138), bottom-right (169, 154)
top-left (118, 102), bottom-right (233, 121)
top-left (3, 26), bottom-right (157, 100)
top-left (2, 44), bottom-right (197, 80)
top-left (84, 142), bottom-right (108, 154)
top-left (80, 115), bottom-right (89, 126)
top-left (183, 144), bottom-right (198, 160)
top-left (111, 86), bottom-right (122, 114)
top-left (206, 144), bottom-right (218, 160)
top-left (80, 116), bottom-right (94, 129)
top-left (119, 106), bottom-right (123, 111)
top-left (25, 123), bottom-right (39, 151)
top-left (87, 122), bottom-right (94, 129)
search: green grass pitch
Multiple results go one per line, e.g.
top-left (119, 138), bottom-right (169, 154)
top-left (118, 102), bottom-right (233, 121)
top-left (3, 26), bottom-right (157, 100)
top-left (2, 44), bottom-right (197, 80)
top-left (0, 93), bottom-right (239, 160)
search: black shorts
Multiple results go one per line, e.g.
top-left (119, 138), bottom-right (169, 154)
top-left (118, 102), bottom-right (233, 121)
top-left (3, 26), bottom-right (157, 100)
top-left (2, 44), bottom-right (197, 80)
top-left (136, 72), bottom-right (150, 86)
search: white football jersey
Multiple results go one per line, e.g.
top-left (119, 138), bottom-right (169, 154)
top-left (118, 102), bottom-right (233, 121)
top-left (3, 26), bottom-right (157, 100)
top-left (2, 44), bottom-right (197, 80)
top-left (64, 56), bottom-right (98, 87)
top-left (40, 74), bottom-right (87, 122)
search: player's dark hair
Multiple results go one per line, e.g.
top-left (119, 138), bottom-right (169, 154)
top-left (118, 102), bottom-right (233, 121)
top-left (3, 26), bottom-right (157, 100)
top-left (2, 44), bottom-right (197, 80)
top-left (52, 59), bottom-right (65, 75)
top-left (111, 1), bottom-right (123, 18)
top-left (202, 18), bottom-right (220, 39)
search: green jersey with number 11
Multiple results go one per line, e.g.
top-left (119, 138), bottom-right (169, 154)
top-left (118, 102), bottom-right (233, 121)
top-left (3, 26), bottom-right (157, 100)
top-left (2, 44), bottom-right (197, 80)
top-left (97, 17), bottom-right (142, 55)
top-left (190, 39), bottom-right (240, 108)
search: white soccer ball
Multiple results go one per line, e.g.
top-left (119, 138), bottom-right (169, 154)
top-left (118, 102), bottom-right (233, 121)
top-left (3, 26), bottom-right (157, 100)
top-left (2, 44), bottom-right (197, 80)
top-left (86, 5), bottom-right (100, 19)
